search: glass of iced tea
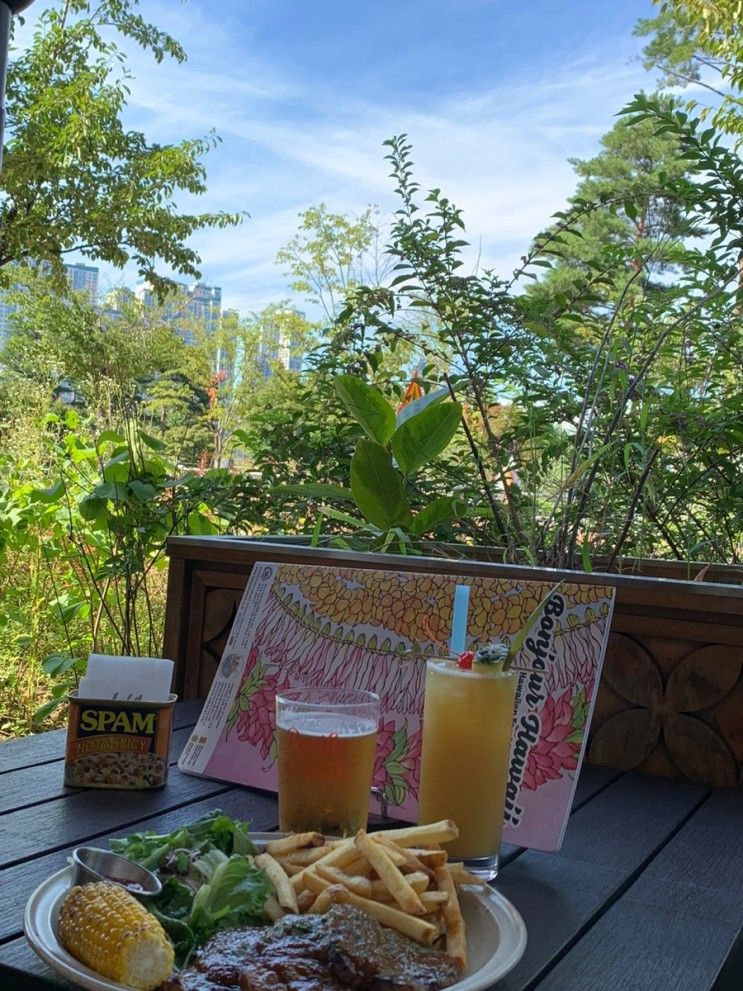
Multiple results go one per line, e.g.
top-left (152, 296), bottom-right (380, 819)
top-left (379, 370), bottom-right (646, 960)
top-left (275, 687), bottom-right (380, 836)
top-left (418, 658), bottom-right (518, 880)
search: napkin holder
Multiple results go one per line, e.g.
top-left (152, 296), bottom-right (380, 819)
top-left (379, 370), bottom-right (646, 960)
top-left (64, 655), bottom-right (176, 790)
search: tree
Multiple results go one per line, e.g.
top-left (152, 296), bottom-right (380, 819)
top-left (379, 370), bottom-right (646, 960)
top-left (333, 127), bottom-right (743, 566)
top-left (528, 93), bottom-right (691, 310)
top-left (200, 303), bottom-right (315, 470)
top-left (1, 268), bottom-right (185, 405)
top-left (276, 203), bottom-right (391, 321)
top-left (636, 0), bottom-right (743, 140)
top-left (1, 0), bottom-right (242, 293)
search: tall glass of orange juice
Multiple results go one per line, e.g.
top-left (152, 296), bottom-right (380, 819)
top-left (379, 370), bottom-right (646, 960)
top-left (276, 687), bottom-right (380, 836)
top-left (418, 658), bottom-right (518, 879)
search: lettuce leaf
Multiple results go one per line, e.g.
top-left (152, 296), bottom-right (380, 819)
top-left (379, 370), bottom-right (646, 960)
top-left (109, 812), bottom-right (270, 966)
top-left (189, 854), bottom-right (272, 945)
top-left (110, 810), bottom-right (257, 871)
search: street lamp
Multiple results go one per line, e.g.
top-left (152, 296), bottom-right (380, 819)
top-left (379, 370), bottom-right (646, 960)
top-left (0, 0), bottom-right (36, 170)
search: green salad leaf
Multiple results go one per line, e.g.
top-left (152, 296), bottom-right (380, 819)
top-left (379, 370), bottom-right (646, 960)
top-left (109, 810), bottom-right (271, 966)
top-left (189, 854), bottom-right (271, 945)
top-left (110, 809), bottom-right (258, 870)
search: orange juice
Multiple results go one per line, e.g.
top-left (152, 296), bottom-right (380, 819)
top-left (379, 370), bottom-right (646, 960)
top-left (276, 711), bottom-right (377, 835)
top-left (418, 660), bottom-right (517, 861)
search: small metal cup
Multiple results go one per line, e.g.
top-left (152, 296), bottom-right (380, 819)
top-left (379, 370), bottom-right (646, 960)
top-left (70, 846), bottom-right (162, 898)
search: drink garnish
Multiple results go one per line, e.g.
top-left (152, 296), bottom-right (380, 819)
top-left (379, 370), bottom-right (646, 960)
top-left (472, 642), bottom-right (509, 667)
top-left (457, 580), bottom-right (566, 673)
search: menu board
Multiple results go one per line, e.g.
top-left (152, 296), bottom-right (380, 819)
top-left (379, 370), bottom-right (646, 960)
top-left (179, 562), bottom-right (615, 851)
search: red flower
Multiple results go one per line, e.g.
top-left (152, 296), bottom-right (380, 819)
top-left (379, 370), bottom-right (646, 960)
top-left (236, 669), bottom-right (290, 761)
top-left (522, 689), bottom-right (580, 791)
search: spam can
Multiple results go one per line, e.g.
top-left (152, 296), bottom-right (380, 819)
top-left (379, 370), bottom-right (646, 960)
top-left (64, 691), bottom-right (177, 790)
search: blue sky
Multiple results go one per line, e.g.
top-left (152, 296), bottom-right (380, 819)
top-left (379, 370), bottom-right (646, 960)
top-left (17, 0), bottom-right (663, 317)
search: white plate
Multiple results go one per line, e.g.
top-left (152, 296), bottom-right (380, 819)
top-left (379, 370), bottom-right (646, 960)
top-left (25, 833), bottom-right (527, 991)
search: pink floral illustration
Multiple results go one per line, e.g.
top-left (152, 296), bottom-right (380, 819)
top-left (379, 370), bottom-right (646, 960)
top-left (374, 720), bottom-right (396, 786)
top-left (373, 719), bottom-right (423, 806)
top-left (522, 688), bottom-right (582, 791)
top-left (216, 565), bottom-right (609, 829)
top-left (226, 644), bottom-right (290, 765)
top-left (544, 613), bottom-right (606, 694)
top-left (235, 672), bottom-right (290, 763)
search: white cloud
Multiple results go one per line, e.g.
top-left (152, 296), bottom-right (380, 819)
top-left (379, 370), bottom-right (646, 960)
top-left (22, 1), bottom-right (653, 315)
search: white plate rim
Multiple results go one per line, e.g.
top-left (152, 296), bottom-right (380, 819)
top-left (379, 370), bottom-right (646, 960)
top-left (24, 832), bottom-right (527, 991)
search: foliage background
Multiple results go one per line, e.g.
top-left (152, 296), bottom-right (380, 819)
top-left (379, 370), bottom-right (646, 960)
top-left (0, 0), bottom-right (741, 737)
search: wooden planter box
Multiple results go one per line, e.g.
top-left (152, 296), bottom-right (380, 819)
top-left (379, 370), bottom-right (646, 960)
top-left (164, 536), bottom-right (743, 790)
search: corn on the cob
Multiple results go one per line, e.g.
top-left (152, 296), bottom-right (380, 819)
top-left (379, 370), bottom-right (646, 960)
top-left (58, 881), bottom-right (174, 991)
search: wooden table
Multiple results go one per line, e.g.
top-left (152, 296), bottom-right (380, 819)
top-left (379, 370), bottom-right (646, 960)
top-left (1, 700), bottom-right (741, 991)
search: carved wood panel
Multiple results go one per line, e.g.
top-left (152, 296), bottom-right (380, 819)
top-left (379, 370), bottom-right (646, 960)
top-left (196, 587), bottom-right (242, 697)
top-left (588, 633), bottom-right (742, 788)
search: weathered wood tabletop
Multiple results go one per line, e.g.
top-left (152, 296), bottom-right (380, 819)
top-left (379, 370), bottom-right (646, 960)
top-left (1, 700), bottom-right (741, 991)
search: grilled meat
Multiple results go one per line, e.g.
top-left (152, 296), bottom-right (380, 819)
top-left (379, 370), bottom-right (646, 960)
top-left (161, 905), bottom-right (460, 991)
top-left (325, 905), bottom-right (460, 991)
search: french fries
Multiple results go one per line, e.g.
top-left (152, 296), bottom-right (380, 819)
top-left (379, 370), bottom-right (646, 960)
top-left (377, 820), bottom-right (459, 847)
top-left (447, 861), bottom-right (488, 886)
top-left (259, 823), bottom-right (472, 973)
top-left (314, 863), bottom-right (373, 898)
top-left (325, 885), bottom-right (439, 945)
top-left (434, 865), bottom-right (467, 969)
top-left (372, 834), bottom-right (436, 879)
top-left (368, 870), bottom-right (429, 901)
top-left (354, 830), bottom-right (426, 915)
top-left (254, 852), bottom-right (299, 914)
top-left (265, 831), bottom-right (325, 856)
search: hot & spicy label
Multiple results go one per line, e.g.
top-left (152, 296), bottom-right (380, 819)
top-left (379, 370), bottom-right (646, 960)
top-left (64, 692), bottom-right (176, 790)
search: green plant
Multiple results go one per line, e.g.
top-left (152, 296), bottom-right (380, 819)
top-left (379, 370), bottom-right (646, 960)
top-left (2, 0), bottom-right (241, 290)
top-left (0, 410), bottom-right (264, 729)
top-left (331, 112), bottom-right (742, 567)
top-left (273, 374), bottom-right (469, 552)
top-left (637, 0), bottom-right (743, 143)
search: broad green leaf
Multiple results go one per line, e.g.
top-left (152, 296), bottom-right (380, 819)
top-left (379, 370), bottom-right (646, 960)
top-left (187, 511), bottom-right (219, 535)
top-left (395, 386), bottom-right (448, 427)
top-left (334, 375), bottom-right (396, 445)
top-left (391, 403), bottom-right (461, 477)
top-left (33, 689), bottom-right (68, 725)
top-left (29, 481), bottom-right (65, 504)
top-left (53, 600), bottom-right (90, 624)
top-left (409, 496), bottom-right (467, 535)
top-left (104, 450), bottom-right (132, 469)
top-left (139, 431), bottom-right (167, 452)
top-left (97, 430), bottom-right (126, 447)
top-left (94, 482), bottom-right (128, 501)
top-left (78, 495), bottom-right (106, 521)
top-left (42, 652), bottom-right (83, 677)
top-left (103, 459), bottom-right (130, 483)
top-left (350, 439), bottom-right (411, 530)
top-left (623, 199), bottom-right (638, 221)
top-left (127, 480), bottom-right (159, 502)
